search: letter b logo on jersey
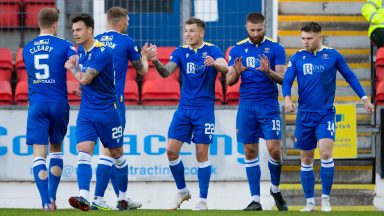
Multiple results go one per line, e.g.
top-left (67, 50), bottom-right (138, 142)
top-left (246, 57), bottom-right (256, 68)
top-left (187, 62), bottom-right (195, 74)
top-left (303, 63), bottom-right (313, 75)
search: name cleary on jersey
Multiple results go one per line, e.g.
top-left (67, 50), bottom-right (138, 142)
top-left (29, 45), bottom-right (54, 54)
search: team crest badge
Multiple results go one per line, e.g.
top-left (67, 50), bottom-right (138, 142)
top-left (245, 48), bottom-right (248, 53)
top-left (322, 53), bottom-right (329, 59)
top-left (264, 47), bottom-right (270, 54)
top-left (202, 52), bottom-right (207, 58)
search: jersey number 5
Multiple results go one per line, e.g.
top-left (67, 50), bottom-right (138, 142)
top-left (34, 54), bottom-right (50, 79)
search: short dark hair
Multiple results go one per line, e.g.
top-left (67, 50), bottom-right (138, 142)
top-left (107, 6), bottom-right (128, 24)
top-left (185, 17), bottom-right (205, 30)
top-left (301, 22), bottom-right (322, 33)
top-left (38, 8), bottom-right (59, 29)
top-left (71, 13), bottom-right (94, 30)
top-left (246, 12), bottom-right (265, 24)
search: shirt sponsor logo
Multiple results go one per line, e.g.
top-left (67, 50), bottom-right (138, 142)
top-left (34, 39), bottom-right (49, 46)
top-left (246, 57), bottom-right (256, 68)
top-left (303, 63), bottom-right (325, 75)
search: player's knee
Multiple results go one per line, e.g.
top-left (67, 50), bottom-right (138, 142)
top-left (320, 151), bottom-right (332, 160)
top-left (166, 148), bottom-right (179, 161)
top-left (50, 166), bottom-right (62, 177)
top-left (38, 170), bottom-right (48, 180)
top-left (195, 149), bottom-right (208, 162)
top-left (109, 147), bottom-right (123, 158)
top-left (244, 147), bottom-right (258, 159)
top-left (269, 148), bottom-right (281, 160)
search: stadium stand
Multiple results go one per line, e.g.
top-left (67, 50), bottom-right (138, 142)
top-left (141, 67), bottom-right (180, 105)
top-left (24, 0), bottom-right (55, 28)
top-left (0, 80), bottom-right (13, 105)
top-left (0, 0), bottom-right (21, 28)
top-left (124, 70), bottom-right (139, 105)
top-left (15, 48), bottom-right (27, 81)
top-left (225, 80), bottom-right (240, 105)
top-left (0, 48), bottom-right (13, 81)
top-left (14, 80), bottom-right (28, 105)
top-left (215, 76), bottom-right (224, 105)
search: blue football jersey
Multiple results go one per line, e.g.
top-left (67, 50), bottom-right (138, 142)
top-left (170, 42), bottom-right (223, 108)
top-left (78, 40), bottom-right (117, 111)
top-left (228, 37), bottom-right (286, 105)
top-left (23, 34), bottom-right (77, 103)
top-left (282, 47), bottom-right (366, 112)
top-left (95, 31), bottom-right (141, 101)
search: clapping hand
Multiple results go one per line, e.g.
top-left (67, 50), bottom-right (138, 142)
top-left (233, 57), bottom-right (249, 74)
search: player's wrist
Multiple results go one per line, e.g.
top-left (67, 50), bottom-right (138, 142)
top-left (361, 96), bottom-right (369, 104)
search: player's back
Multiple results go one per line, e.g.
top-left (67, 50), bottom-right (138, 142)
top-left (23, 34), bottom-right (76, 103)
top-left (229, 38), bottom-right (285, 105)
top-left (77, 41), bottom-right (117, 112)
top-left (289, 47), bottom-right (340, 112)
top-left (171, 43), bottom-right (222, 108)
top-left (95, 31), bottom-right (140, 99)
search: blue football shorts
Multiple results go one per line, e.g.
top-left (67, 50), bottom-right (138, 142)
top-left (168, 107), bottom-right (215, 144)
top-left (294, 110), bottom-right (336, 150)
top-left (26, 102), bottom-right (69, 145)
top-left (236, 103), bottom-right (281, 144)
top-left (76, 109), bottom-right (123, 148)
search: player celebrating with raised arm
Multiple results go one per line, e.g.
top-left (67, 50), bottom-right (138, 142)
top-left (93, 6), bottom-right (151, 211)
top-left (145, 17), bottom-right (228, 210)
top-left (23, 7), bottom-right (77, 211)
top-left (226, 12), bottom-right (288, 211)
top-left (282, 22), bottom-right (374, 212)
top-left (65, 13), bottom-right (127, 212)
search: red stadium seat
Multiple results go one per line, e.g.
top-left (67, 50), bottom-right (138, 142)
top-left (0, 80), bottom-right (13, 105)
top-left (67, 80), bottom-right (81, 105)
top-left (225, 80), bottom-right (241, 105)
top-left (0, 1), bottom-right (21, 27)
top-left (24, 0), bottom-right (55, 27)
top-left (16, 68), bottom-right (28, 81)
top-left (215, 78), bottom-right (223, 105)
top-left (0, 48), bottom-right (13, 81)
top-left (126, 69), bottom-right (136, 81)
top-left (14, 80), bottom-right (28, 105)
top-left (141, 79), bottom-right (180, 105)
top-left (157, 46), bottom-right (175, 63)
top-left (15, 48), bottom-right (25, 70)
top-left (124, 80), bottom-right (139, 105)
top-left (0, 48), bottom-right (13, 70)
top-left (0, 69), bottom-right (12, 81)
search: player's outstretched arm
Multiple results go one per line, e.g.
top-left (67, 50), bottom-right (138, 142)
top-left (152, 60), bottom-right (178, 78)
top-left (132, 42), bottom-right (151, 76)
top-left (145, 44), bottom-right (178, 78)
top-left (204, 56), bottom-right (228, 73)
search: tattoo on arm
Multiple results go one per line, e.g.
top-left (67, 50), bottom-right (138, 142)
top-left (153, 60), bottom-right (177, 78)
top-left (70, 66), bottom-right (81, 77)
top-left (82, 67), bottom-right (100, 84)
top-left (132, 59), bottom-right (144, 74)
